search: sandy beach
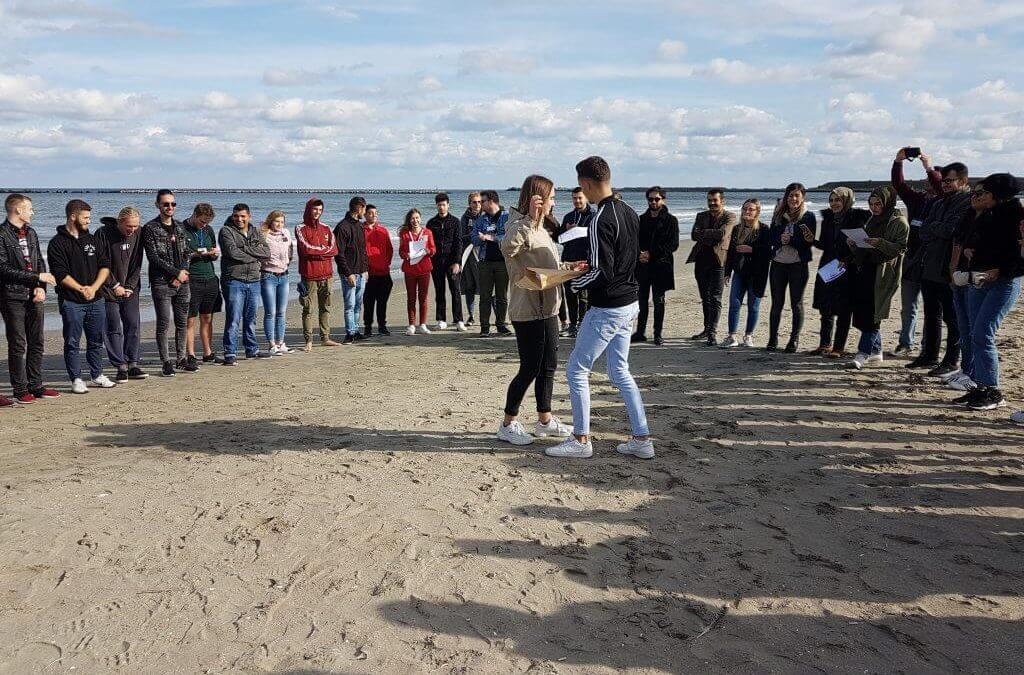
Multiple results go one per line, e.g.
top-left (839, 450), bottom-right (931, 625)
top-left (1, 240), bottom-right (1022, 673)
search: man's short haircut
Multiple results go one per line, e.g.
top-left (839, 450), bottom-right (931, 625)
top-left (65, 199), bottom-right (92, 219)
top-left (707, 188), bottom-right (725, 198)
top-left (365, 203), bottom-right (377, 211)
top-left (117, 206), bottom-right (141, 223)
top-left (4, 193), bottom-right (30, 213)
top-left (480, 190), bottom-right (500, 205)
top-left (571, 187), bottom-right (584, 195)
top-left (193, 203), bottom-right (215, 219)
top-left (647, 186), bottom-right (667, 199)
top-left (232, 203), bottom-right (250, 214)
top-left (575, 156), bottom-right (611, 183)
top-left (156, 189), bottom-right (174, 204)
top-left (943, 162), bottom-right (969, 180)
top-left (349, 196), bottom-right (367, 212)
top-left (435, 192), bottom-right (450, 204)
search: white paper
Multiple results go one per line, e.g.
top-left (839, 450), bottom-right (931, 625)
top-left (558, 227), bottom-right (589, 245)
top-left (817, 259), bottom-right (846, 283)
top-left (841, 228), bottom-right (873, 248)
top-left (461, 243), bottom-right (474, 267)
top-left (408, 237), bottom-right (427, 265)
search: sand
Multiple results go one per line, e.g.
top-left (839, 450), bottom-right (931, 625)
top-left (1, 241), bottom-right (1022, 674)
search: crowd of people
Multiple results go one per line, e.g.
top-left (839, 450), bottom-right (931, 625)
top-left (1, 150), bottom-right (1023, 440)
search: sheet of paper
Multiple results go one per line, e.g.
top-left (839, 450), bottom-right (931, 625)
top-left (515, 267), bottom-right (584, 291)
top-left (817, 258), bottom-right (846, 283)
top-left (408, 237), bottom-right (427, 265)
top-left (461, 243), bottom-right (474, 267)
top-left (841, 228), bottom-right (873, 248)
top-left (558, 227), bottom-right (589, 245)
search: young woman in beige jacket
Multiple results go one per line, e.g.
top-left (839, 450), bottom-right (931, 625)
top-left (495, 174), bottom-right (587, 446)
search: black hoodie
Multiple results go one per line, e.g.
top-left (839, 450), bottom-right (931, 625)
top-left (95, 218), bottom-right (143, 300)
top-left (47, 225), bottom-right (109, 304)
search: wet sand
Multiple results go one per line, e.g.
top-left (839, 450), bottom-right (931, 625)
top-left (1, 241), bottom-right (1022, 673)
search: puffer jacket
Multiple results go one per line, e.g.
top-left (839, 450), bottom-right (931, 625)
top-left (142, 217), bottom-right (191, 286)
top-left (0, 220), bottom-right (47, 302)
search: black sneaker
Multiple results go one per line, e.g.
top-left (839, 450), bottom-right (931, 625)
top-left (354, 332), bottom-right (367, 341)
top-left (178, 356), bottom-right (199, 373)
top-left (967, 388), bottom-right (1005, 411)
top-left (892, 344), bottom-right (913, 356)
top-left (202, 353), bottom-right (219, 364)
top-left (568, 326), bottom-right (578, 339)
top-left (127, 366), bottom-right (148, 380)
top-left (906, 357), bottom-right (938, 369)
top-left (765, 343), bottom-right (778, 352)
top-left (115, 368), bottom-right (129, 383)
top-left (784, 339), bottom-right (798, 353)
top-left (223, 355), bottom-right (237, 366)
top-left (708, 335), bottom-right (719, 347)
top-left (161, 361), bottom-right (176, 377)
top-left (364, 327), bottom-right (373, 338)
top-left (343, 334), bottom-right (354, 344)
top-left (952, 389), bottom-right (982, 406)
top-left (466, 316), bottom-right (475, 326)
top-left (929, 363), bottom-right (960, 378)
top-left (653, 334), bottom-right (664, 346)
top-left (379, 327), bottom-right (391, 336)
top-left (477, 330), bottom-right (492, 338)
top-left (496, 325), bottom-right (512, 335)
top-left (691, 330), bottom-right (709, 340)
top-left (631, 332), bottom-right (647, 343)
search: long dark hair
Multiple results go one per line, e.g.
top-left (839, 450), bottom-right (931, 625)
top-left (516, 174), bottom-right (560, 235)
top-left (399, 208), bottom-right (421, 235)
top-left (773, 182), bottom-right (807, 225)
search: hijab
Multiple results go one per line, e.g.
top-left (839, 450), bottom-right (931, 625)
top-left (864, 186), bottom-right (898, 233)
top-left (829, 187), bottom-right (855, 226)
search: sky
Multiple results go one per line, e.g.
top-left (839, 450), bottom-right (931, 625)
top-left (0, 0), bottom-right (1022, 189)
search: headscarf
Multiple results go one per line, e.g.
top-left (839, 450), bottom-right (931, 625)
top-left (864, 186), bottom-right (897, 233)
top-left (829, 187), bottom-right (855, 226)
top-left (302, 197), bottom-right (325, 228)
top-left (979, 173), bottom-right (1020, 202)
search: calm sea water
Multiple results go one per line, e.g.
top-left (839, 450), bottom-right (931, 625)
top-left (14, 188), bottom-right (868, 326)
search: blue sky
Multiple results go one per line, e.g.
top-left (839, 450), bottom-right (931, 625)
top-left (1, 0), bottom-right (1022, 188)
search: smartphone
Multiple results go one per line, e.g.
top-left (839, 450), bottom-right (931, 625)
top-left (905, 147), bottom-right (922, 160)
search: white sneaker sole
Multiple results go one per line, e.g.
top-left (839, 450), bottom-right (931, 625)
top-left (616, 445), bottom-right (655, 460)
top-left (496, 432), bottom-right (534, 446)
top-left (535, 427), bottom-right (571, 438)
top-left (544, 446), bottom-right (593, 458)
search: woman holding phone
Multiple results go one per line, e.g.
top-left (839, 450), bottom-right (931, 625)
top-left (494, 174), bottom-right (585, 446)
top-left (767, 183), bottom-right (816, 352)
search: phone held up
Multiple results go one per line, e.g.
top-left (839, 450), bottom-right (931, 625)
top-left (904, 146), bottom-right (922, 161)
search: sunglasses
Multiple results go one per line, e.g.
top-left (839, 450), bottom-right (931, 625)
top-left (647, 197), bottom-right (662, 203)
top-left (160, 201), bottom-right (176, 207)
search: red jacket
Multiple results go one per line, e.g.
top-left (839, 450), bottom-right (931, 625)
top-left (295, 198), bottom-right (337, 281)
top-left (399, 228), bottom-right (435, 277)
top-left (365, 223), bottom-right (394, 276)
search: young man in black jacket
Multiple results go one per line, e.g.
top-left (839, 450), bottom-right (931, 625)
top-left (633, 186), bottom-right (680, 345)
top-left (0, 194), bottom-right (60, 406)
top-left (427, 192), bottom-right (466, 331)
top-left (334, 196), bottom-right (368, 343)
top-left (48, 199), bottom-right (115, 394)
top-left (548, 156), bottom-right (653, 460)
top-left (557, 187), bottom-right (593, 337)
top-left (143, 189), bottom-right (192, 376)
top-left (96, 208), bottom-right (148, 382)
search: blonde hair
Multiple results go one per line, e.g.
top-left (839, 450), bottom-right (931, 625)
top-left (117, 206), bottom-right (141, 223)
top-left (261, 210), bottom-right (286, 233)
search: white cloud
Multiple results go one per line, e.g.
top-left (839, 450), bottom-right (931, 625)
top-left (457, 49), bottom-right (536, 76)
top-left (264, 98), bottom-right (375, 126)
top-left (656, 40), bottom-right (687, 62)
top-left (694, 58), bottom-right (807, 84)
top-left (443, 99), bottom-right (572, 136)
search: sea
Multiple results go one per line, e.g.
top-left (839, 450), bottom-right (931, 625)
top-left (12, 188), bottom-right (871, 327)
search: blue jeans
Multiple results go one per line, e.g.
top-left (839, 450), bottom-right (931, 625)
top-left (898, 278), bottom-right (921, 348)
top-left (566, 302), bottom-right (649, 438)
top-left (967, 276), bottom-right (1022, 388)
top-left (857, 328), bottom-right (881, 356)
top-left (951, 285), bottom-right (973, 379)
top-left (342, 273), bottom-right (366, 335)
top-left (59, 299), bottom-right (106, 381)
top-left (727, 273), bottom-right (762, 335)
top-left (223, 279), bottom-right (261, 357)
top-left (261, 273), bottom-right (290, 344)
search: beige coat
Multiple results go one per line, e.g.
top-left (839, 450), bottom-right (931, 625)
top-left (500, 208), bottom-right (565, 322)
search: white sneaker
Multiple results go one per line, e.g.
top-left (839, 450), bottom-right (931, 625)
top-left (406, 325), bottom-right (416, 336)
top-left (849, 353), bottom-right (867, 370)
top-left (939, 369), bottom-right (963, 382)
top-left (742, 334), bottom-right (755, 347)
top-left (496, 420), bottom-right (534, 446)
top-left (418, 324), bottom-right (431, 335)
top-left (456, 321), bottom-right (467, 332)
top-left (436, 321), bottom-right (447, 330)
top-left (269, 345), bottom-right (280, 356)
top-left (1010, 411), bottom-right (1024, 425)
top-left (91, 375), bottom-right (116, 389)
top-left (721, 335), bottom-right (740, 348)
top-left (948, 373), bottom-right (977, 391)
top-left (865, 353), bottom-right (884, 365)
top-left (616, 437), bottom-right (655, 459)
top-left (278, 343), bottom-right (293, 354)
top-left (71, 378), bottom-right (89, 394)
top-left (535, 417), bottom-right (571, 438)
top-left (545, 437), bottom-right (593, 458)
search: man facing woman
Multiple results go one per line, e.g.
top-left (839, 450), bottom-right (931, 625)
top-left (810, 188), bottom-right (870, 357)
top-left (722, 198), bottom-right (771, 348)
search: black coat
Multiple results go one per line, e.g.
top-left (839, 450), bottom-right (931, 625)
top-left (0, 220), bottom-right (47, 302)
top-left (724, 223), bottom-right (772, 297)
top-left (636, 208), bottom-right (680, 292)
top-left (812, 208), bottom-right (870, 314)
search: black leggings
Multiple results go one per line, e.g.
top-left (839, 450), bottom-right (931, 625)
top-left (819, 311), bottom-right (852, 351)
top-left (504, 316), bottom-right (559, 416)
top-left (363, 274), bottom-right (393, 329)
top-left (768, 262), bottom-right (809, 344)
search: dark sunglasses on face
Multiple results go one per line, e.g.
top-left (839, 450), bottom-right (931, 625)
top-left (161, 201), bottom-right (176, 207)
top-left (648, 197), bottom-right (662, 203)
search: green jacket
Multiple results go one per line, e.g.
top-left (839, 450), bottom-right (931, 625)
top-left (855, 211), bottom-right (909, 323)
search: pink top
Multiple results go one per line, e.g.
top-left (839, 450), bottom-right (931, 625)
top-left (262, 228), bottom-right (293, 274)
